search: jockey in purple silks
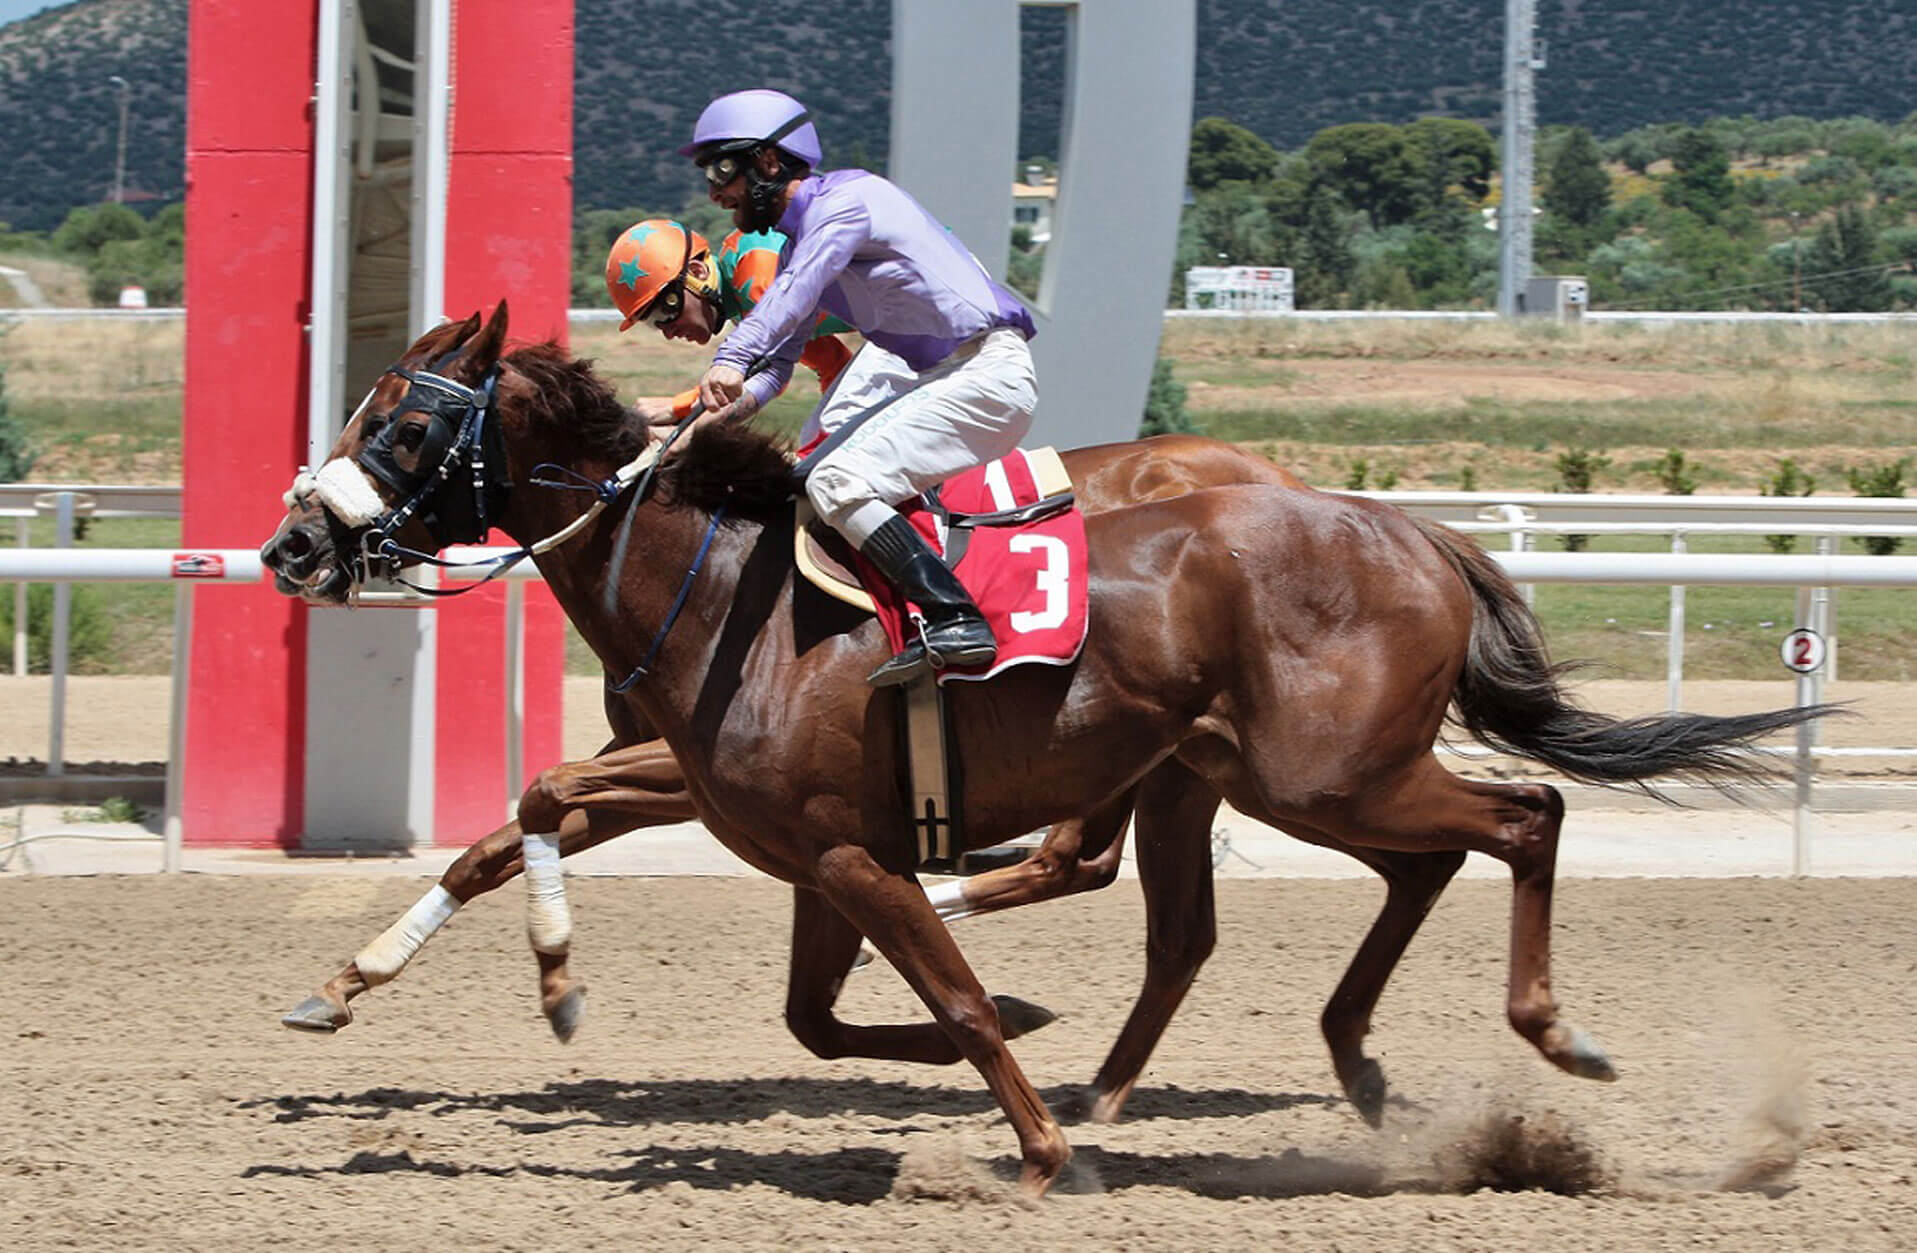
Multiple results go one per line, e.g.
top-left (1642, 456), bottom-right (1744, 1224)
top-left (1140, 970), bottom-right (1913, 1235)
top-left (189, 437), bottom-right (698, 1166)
top-left (681, 88), bottom-right (1040, 687)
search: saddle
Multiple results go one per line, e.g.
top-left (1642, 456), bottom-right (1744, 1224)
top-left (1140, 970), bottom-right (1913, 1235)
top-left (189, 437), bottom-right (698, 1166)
top-left (794, 445), bottom-right (1076, 615)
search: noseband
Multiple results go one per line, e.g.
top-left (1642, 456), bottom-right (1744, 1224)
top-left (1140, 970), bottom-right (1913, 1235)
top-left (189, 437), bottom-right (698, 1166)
top-left (281, 350), bottom-right (522, 599)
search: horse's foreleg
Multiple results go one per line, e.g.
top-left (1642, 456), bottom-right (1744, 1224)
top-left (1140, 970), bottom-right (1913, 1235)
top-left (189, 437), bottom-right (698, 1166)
top-left (280, 819), bottom-right (523, 1032)
top-left (813, 845), bottom-right (1072, 1198)
top-left (1318, 846), bottom-right (1466, 1125)
top-left (1087, 764), bottom-right (1220, 1125)
top-left (518, 739), bottom-right (700, 1042)
top-left (785, 886), bottom-right (1056, 1064)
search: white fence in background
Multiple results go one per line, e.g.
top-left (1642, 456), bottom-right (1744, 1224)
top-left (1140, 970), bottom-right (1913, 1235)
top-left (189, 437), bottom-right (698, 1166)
top-left (3, 488), bottom-right (1916, 873)
top-left (13, 308), bottom-right (1917, 328)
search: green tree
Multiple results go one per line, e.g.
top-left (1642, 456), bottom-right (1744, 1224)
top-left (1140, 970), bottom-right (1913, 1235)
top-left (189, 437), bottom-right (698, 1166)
top-left (1662, 128), bottom-right (1734, 222)
top-left (1545, 127), bottom-right (1610, 229)
top-left (1139, 357), bottom-right (1197, 437)
top-left (0, 352), bottom-right (33, 481)
top-left (1405, 117), bottom-right (1495, 203)
top-left (1295, 185), bottom-right (1356, 307)
top-left (1806, 204), bottom-right (1891, 312)
top-left (50, 202), bottom-right (144, 256)
top-left (1305, 123), bottom-right (1429, 229)
top-left (1186, 117), bottom-right (1280, 191)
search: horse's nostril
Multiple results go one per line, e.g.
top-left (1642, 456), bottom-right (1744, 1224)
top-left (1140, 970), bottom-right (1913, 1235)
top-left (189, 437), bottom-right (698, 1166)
top-left (269, 526), bottom-right (319, 579)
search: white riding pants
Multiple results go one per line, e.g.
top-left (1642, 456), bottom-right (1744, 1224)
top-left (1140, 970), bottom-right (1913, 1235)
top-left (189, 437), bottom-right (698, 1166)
top-left (802, 327), bottom-right (1036, 547)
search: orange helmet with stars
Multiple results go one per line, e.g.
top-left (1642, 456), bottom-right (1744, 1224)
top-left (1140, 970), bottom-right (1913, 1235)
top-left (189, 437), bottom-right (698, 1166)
top-left (604, 220), bottom-right (713, 331)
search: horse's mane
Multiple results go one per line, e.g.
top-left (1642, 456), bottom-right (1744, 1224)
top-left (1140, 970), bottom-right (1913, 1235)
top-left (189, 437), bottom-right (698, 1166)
top-left (504, 340), bottom-right (797, 521)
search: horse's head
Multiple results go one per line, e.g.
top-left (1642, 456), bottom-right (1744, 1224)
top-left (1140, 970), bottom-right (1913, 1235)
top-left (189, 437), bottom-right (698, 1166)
top-left (261, 302), bottom-right (514, 603)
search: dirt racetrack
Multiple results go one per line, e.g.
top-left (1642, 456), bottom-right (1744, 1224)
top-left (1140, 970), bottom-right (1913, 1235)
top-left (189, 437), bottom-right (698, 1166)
top-left (2, 873), bottom-right (1912, 1250)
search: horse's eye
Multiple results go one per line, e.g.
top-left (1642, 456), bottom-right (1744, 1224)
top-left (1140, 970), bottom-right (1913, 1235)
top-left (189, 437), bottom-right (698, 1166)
top-left (395, 423), bottom-right (427, 452)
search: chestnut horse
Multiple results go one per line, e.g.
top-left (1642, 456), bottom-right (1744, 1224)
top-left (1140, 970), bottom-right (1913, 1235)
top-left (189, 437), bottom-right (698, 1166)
top-left (279, 440), bottom-right (1306, 1039)
top-left (263, 304), bottom-right (1822, 1196)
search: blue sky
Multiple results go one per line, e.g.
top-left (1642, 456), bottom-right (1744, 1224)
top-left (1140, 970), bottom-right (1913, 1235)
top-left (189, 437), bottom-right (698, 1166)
top-left (0, 1), bottom-right (62, 28)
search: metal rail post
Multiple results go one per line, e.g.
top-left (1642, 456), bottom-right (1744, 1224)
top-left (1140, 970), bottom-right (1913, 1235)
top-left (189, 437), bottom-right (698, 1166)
top-left (47, 492), bottom-right (74, 777)
top-left (1666, 531), bottom-right (1686, 712)
top-left (505, 579), bottom-right (526, 822)
top-left (13, 517), bottom-right (26, 677)
top-left (162, 582), bottom-right (191, 873)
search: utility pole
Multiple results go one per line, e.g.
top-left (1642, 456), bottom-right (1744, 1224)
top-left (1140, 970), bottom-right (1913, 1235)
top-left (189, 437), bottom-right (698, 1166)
top-left (1496, 0), bottom-right (1540, 317)
top-left (107, 75), bottom-right (131, 204)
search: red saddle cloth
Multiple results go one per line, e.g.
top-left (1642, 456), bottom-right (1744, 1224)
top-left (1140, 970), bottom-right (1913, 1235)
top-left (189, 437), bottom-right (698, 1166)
top-left (853, 449), bottom-right (1089, 684)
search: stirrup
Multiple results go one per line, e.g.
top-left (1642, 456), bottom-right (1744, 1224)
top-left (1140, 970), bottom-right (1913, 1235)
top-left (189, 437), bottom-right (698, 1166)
top-left (868, 642), bottom-right (933, 687)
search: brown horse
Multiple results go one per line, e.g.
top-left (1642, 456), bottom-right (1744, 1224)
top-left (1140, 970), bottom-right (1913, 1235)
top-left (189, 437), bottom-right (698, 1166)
top-left (262, 304), bottom-right (1822, 1196)
top-left (279, 438), bottom-right (1304, 1039)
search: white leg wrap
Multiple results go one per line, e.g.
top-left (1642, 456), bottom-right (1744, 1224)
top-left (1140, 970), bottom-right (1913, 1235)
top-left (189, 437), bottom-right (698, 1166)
top-left (353, 885), bottom-right (461, 986)
top-left (523, 832), bottom-right (573, 955)
top-left (923, 877), bottom-right (975, 924)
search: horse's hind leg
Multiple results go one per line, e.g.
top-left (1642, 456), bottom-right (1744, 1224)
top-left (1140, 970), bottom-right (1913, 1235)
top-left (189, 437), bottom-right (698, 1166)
top-left (1087, 762), bottom-right (1220, 1125)
top-left (1320, 846), bottom-right (1466, 1125)
top-left (1297, 762), bottom-right (1617, 1086)
top-left (850, 789), bottom-right (1135, 972)
top-left (935, 788), bottom-right (1134, 923)
top-left (784, 886), bottom-right (1056, 1066)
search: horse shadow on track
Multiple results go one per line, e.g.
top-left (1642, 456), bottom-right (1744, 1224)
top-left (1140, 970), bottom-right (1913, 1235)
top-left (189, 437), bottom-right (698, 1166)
top-left (237, 1078), bottom-right (1392, 1204)
top-left (240, 1075), bottom-right (1342, 1131)
top-left (243, 1141), bottom-right (1429, 1205)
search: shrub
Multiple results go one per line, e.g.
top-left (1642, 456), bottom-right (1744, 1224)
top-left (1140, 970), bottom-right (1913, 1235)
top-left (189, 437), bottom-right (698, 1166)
top-left (1654, 448), bottom-right (1698, 495)
top-left (0, 583), bottom-right (115, 673)
top-left (1761, 458), bottom-right (1814, 553)
top-left (1138, 356), bottom-right (1197, 437)
top-left (1846, 457), bottom-right (1911, 555)
top-left (1554, 447), bottom-right (1610, 551)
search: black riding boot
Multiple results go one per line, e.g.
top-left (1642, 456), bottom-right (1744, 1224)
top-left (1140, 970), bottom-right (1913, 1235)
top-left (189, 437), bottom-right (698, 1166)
top-left (859, 514), bottom-right (997, 686)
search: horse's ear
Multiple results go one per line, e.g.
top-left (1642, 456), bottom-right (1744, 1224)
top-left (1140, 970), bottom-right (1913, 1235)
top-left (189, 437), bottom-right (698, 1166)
top-left (462, 300), bottom-right (510, 376)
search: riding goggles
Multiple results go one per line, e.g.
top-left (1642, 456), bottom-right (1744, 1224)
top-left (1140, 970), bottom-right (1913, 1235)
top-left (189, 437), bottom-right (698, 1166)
top-left (637, 228), bottom-right (696, 328)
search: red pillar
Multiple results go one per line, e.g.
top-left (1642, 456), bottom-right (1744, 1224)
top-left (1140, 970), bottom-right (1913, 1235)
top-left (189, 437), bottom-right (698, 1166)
top-left (180, 0), bottom-right (318, 844)
top-left (434, 0), bottom-right (572, 840)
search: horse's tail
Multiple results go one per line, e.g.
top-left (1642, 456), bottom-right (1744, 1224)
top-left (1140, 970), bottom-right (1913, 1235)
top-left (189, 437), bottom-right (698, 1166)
top-left (1409, 516), bottom-right (1830, 791)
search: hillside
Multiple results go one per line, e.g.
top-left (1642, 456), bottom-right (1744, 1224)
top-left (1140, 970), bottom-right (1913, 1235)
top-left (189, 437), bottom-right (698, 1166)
top-left (4, 0), bottom-right (1917, 229)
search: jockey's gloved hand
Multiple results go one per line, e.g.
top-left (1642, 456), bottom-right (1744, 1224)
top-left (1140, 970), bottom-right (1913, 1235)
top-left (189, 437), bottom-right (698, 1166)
top-left (698, 363), bottom-right (746, 413)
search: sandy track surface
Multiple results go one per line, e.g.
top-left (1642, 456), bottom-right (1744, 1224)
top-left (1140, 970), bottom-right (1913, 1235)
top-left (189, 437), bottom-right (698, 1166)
top-left (1, 874), bottom-right (1911, 1249)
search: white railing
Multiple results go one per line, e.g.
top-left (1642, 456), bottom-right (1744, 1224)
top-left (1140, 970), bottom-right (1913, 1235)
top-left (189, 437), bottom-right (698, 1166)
top-left (15, 540), bottom-right (1907, 875)
top-left (5, 490), bottom-right (1917, 873)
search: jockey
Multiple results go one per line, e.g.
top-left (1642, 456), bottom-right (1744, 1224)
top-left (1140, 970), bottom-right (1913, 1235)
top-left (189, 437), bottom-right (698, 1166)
top-left (602, 218), bottom-right (855, 425)
top-left (682, 88), bottom-right (1039, 687)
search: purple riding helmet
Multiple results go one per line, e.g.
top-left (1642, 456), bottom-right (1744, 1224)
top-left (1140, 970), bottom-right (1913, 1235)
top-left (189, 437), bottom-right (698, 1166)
top-left (678, 88), bottom-right (823, 167)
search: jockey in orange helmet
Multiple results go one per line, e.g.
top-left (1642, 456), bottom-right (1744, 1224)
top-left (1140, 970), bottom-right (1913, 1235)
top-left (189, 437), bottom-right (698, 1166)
top-left (603, 218), bottom-right (853, 425)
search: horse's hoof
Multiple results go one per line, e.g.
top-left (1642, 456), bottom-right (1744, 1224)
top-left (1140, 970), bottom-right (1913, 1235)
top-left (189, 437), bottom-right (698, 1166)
top-left (1559, 1025), bottom-right (1618, 1081)
top-left (544, 985), bottom-right (586, 1043)
top-left (1343, 1058), bottom-right (1388, 1127)
top-left (991, 994), bottom-right (1057, 1040)
top-left (281, 995), bottom-right (350, 1033)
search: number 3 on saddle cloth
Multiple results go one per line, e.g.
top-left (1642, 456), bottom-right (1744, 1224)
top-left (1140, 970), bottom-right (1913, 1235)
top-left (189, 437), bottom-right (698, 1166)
top-left (799, 448), bottom-right (1090, 683)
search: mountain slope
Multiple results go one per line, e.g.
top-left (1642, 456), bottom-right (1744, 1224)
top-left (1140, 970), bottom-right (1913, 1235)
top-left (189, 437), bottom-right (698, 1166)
top-left (3, 0), bottom-right (1915, 230)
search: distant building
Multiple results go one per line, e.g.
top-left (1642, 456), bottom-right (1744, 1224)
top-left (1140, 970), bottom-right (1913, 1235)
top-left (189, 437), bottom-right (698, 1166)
top-left (1012, 176), bottom-right (1056, 246)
